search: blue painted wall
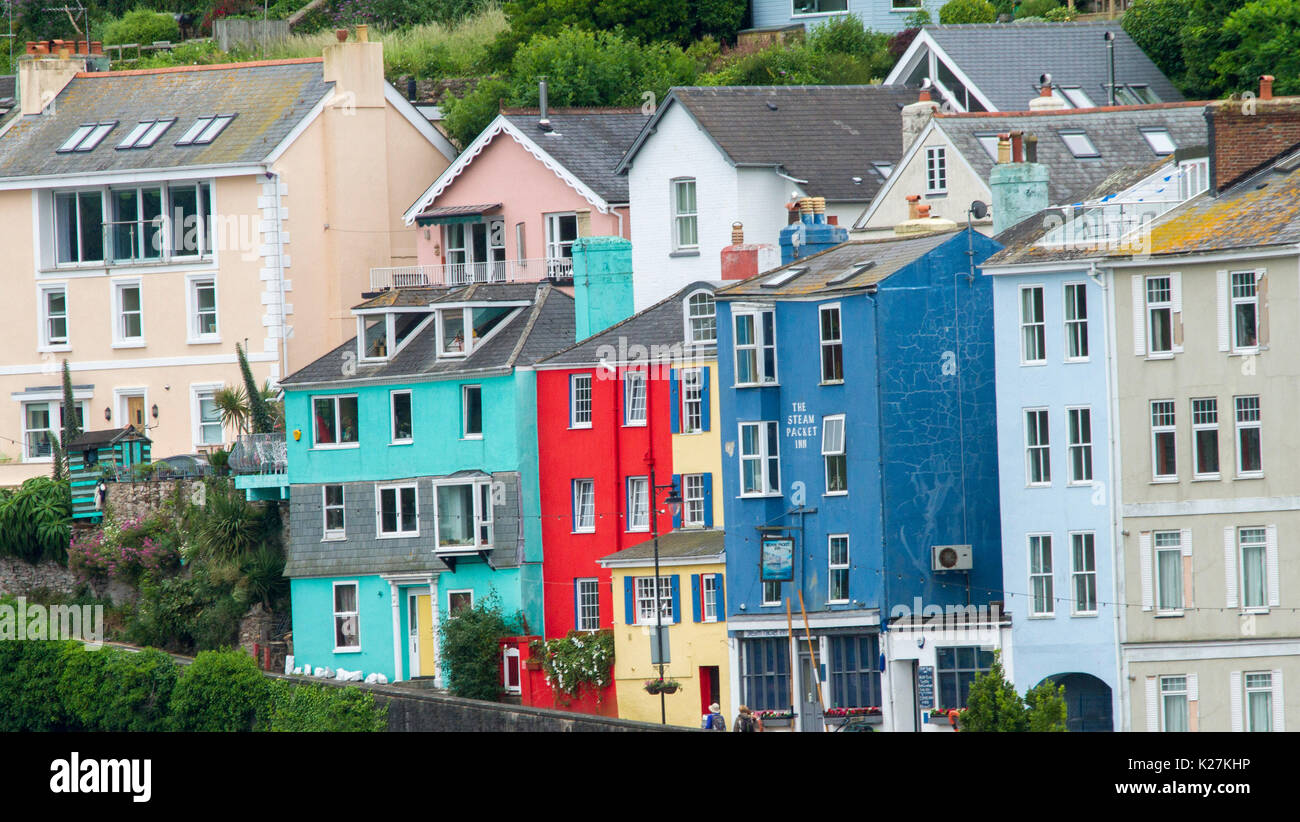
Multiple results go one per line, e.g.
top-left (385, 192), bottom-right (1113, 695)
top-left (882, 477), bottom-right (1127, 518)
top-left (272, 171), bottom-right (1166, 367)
top-left (749, 0), bottom-right (944, 34)
top-left (990, 267), bottom-right (1119, 722)
top-left (290, 575), bottom-right (396, 678)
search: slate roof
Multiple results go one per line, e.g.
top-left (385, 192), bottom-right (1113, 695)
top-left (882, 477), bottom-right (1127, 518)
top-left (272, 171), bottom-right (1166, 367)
top-left (916, 21), bottom-right (1182, 111)
top-left (538, 280), bottom-right (720, 367)
top-left (67, 426), bottom-right (148, 449)
top-left (0, 59), bottom-right (331, 180)
top-left (501, 109), bottom-right (649, 204)
top-left (597, 529), bottom-right (725, 565)
top-left (619, 85), bottom-right (918, 202)
top-left (279, 282), bottom-right (576, 387)
top-left (717, 230), bottom-right (960, 299)
top-left (936, 103), bottom-right (1208, 204)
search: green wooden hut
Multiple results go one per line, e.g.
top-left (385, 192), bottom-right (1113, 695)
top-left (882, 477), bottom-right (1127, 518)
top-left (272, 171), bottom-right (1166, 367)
top-left (67, 427), bottom-right (151, 520)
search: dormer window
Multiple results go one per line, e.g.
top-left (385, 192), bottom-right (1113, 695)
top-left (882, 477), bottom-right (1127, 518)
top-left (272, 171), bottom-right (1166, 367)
top-left (437, 305), bottom-right (515, 358)
top-left (117, 118), bottom-right (176, 150)
top-left (685, 290), bottom-right (716, 345)
top-left (357, 310), bottom-right (433, 362)
top-left (57, 122), bottom-right (117, 153)
top-left (175, 115), bottom-right (235, 146)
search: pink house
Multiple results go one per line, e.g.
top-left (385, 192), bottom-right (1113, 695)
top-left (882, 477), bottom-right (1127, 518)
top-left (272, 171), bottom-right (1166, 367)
top-left (388, 105), bottom-right (649, 290)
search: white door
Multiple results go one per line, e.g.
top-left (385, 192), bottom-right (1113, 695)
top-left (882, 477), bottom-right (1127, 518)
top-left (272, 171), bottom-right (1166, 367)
top-left (407, 593), bottom-right (421, 675)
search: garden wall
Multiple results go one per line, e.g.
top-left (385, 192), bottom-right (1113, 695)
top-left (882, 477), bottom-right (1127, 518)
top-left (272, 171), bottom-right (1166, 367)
top-left (0, 557), bottom-right (132, 603)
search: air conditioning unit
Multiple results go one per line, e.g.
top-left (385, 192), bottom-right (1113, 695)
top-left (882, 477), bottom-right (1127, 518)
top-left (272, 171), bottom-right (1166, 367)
top-left (931, 544), bottom-right (973, 571)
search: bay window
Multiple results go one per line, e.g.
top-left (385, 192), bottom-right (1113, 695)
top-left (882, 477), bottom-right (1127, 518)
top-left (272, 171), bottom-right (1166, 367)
top-left (50, 181), bottom-right (211, 268)
top-left (434, 479), bottom-right (493, 550)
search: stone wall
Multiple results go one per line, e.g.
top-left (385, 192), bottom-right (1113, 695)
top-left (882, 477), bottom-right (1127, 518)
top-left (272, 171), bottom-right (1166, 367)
top-left (103, 478), bottom-right (204, 523)
top-left (0, 557), bottom-right (134, 604)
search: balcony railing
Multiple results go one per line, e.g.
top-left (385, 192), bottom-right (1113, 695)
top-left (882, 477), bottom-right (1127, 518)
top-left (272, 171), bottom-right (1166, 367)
top-left (229, 433), bottom-right (287, 475)
top-left (1037, 198), bottom-right (1182, 250)
top-left (369, 257), bottom-right (574, 291)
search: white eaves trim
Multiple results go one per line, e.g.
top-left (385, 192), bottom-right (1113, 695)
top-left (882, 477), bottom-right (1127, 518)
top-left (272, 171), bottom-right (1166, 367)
top-left (402, 114), bottom-right (614, 225)
top-left (855, 118), bottom-right (989, 230)
top-left (0, 162), bottom-right (266, 191)
top-left (384, 83), bottom-right (457, 162)
top-left (597, 554), bottom-right (724, 570)
top-left (882, 31), bottom-right (998, 114)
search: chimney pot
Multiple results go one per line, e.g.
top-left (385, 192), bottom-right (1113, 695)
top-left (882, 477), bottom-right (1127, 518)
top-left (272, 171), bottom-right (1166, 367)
top-left (356, 23), bottom-right (369, 42)
top-left (731, 221), bottom-right (744, 245)
top-left (905, 194), bottom-right (921, 220)
top-left (918, 88), bottom-right (931, 103)
top-left (997, 133), bottom-right (1011, 165)
top-left (1260, 75), bottom-right (1275, 101)
top-left (1010, 131), bottom-right (1024, 164)
top-left (1025, 133), bottom-right (1038, 163)
top-left (916, 204), bottom-right (931, 218)
top-left (538, 79), bottom-right (549, 123)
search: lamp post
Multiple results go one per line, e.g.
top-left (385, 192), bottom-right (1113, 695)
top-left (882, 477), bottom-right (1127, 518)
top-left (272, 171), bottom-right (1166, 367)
top-left (648, 465), bottom-right (682, 725)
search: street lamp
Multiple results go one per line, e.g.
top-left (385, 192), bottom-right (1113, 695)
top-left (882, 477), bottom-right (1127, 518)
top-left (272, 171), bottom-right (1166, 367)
top-left (647, 466), bottom-right (681, 725)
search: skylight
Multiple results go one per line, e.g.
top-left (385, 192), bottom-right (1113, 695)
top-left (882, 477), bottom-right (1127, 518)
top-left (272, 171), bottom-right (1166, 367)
top-left (1141, 128), bottom-right (1176, 155)
top-left (1059, 131), bottom-right (1100, 158)
top-left (117, 118), bottom-right (176, 150)
top-left (57, 121), bottom-right (117, 153)
top-left (175, 115), bottom-right (236, 146)
top-left (977, 134), bottom-right (1000, 161)
top-left (1060, 87), bottom-right (1095, 109)
top-left (872, 161), bottom-right (894, 180)
top-left (762, 266), bottom-right (807, 288)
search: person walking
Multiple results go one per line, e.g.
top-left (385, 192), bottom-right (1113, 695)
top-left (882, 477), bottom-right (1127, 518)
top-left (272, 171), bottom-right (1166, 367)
top-left (733, 705), bottom-right (762, 732)
top-left (702, 702), bottom-right (728, 731)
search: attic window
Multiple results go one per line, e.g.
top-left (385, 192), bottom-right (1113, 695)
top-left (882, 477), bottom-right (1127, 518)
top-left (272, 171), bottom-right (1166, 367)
top-left (117, 118), bottom-right (176, 150)
top-left (57, 121), bottom-right (117, 153)
top-left (1109, 84), bottom-right (1160, 106)
top-left (977, 134), bottom-right (1000, 161)
top-left (175, 114), bottom-right (236, 146)
top-left (1059, 131), bottom-right (1099, 158)
top-left (1060, 87), bottom-right (1094, 109)
top-left (1141, 128), bottom-right (1176, 156)
top-left (872, 161), bottom-right (894, 179)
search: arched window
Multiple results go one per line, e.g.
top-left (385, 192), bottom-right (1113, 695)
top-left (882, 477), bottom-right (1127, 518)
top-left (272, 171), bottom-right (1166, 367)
top-left (685, 290), bottom-right (716, 345)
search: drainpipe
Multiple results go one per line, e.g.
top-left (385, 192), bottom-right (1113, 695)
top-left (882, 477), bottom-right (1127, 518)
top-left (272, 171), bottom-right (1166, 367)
top-left (264, 165), bottom-right (289, 384)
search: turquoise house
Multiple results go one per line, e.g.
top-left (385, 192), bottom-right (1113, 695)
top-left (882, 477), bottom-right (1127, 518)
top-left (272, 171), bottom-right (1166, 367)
top-left (277, 280), bottom-right (575, 683)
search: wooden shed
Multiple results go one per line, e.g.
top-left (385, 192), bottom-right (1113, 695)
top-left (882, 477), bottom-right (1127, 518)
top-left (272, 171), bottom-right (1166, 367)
top-left (66, 427), bottom-right (151, 520)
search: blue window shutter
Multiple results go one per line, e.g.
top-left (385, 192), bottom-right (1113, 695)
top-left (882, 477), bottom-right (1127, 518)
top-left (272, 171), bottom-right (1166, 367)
top-left (702, 473), bottom-right (713, 528)
top-left (700, 367), bottom-right (711, 431)
top-left (716, 574), bottom-right (726, 622)
top-left (670, 575), bottom-right (681, 624)
top-left (572, 579), bottom-right (579, 630)
top-left (671, 474), bottom-right (682, 529)
top-left (669, 368), bottom-right (680, 433)
top-left (623, 576), bottom-right (634, 626)
top-left (691, 574), bottom-right (701, 622)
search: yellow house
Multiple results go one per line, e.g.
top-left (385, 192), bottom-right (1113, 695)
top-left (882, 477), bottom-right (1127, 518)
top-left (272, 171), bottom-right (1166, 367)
top-left (669, 312), bottom-right (724, 530)
top-left (599, 530), bottom-right (730, 728)
top-left (0, 35), bottom-right (455, 482)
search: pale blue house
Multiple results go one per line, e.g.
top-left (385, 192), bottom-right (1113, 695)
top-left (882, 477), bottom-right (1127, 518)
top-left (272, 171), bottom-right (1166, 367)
top-left (748, 0), bottom-right (941, 35)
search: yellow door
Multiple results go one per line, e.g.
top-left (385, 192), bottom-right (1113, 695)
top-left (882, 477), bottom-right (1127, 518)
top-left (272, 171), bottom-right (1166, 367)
top-left (126, 397), bottom-right (145, 431)
top-left (411, 594), bottom-right (437, 677)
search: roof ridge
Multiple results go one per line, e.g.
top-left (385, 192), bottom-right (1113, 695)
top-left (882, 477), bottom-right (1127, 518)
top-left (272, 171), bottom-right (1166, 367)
top-left (505, 283), bottom-right (552, 367)
top-left (502, 107), bottom-right (647, 115)
top-left (77, 57), bottom-right (323, 78)
top-left (938, 101), bottom-right (1206, 119)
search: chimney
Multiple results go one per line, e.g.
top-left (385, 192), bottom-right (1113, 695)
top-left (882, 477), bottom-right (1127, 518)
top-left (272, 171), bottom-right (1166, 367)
top-left (902, 83), bottom-right (941, 150)
top-left (1207, 95), bottom-right (1300, 192)
top-left (997, 133), bottom-right (1011, 165)
top-left (1029, 73), bottom-right (1067, 111)
top-left (572, 236), bottom-right (634, 338)
top-left (1260, 74), bottom-right (1274, 101)
top-left (990, 155), bottom-right (1049, 234)
top-left (721, 221), bottom-right (781, 281)
top-left (1010, 131), bottom-right (1024, 163)
top-left (894, 200), bottom-right (958, 237)
top-left (779, 196), bottom-right (848, 264)
top-left (17, 54), bottom-right (87, 116)
top-left (906, 194), bottom-right (921, 220)
top-left (1025, 133), bottom-right (1038, 163)
top-left (323, 29), bottom-right (384, 108)
top-left (538, 79), bottom-right (549, 126)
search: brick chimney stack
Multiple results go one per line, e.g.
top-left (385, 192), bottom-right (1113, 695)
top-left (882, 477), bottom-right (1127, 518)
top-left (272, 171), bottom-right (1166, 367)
top-left (1207, 83), bottom-right (1300, 193)
top-left (721, 221), bottom-right (779, 281)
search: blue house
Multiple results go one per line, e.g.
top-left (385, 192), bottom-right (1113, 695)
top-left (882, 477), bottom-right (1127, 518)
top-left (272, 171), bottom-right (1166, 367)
top-left (747, 1), bottom-right (942, 36)
top-left (716, 201), bottom-right (1003, 731)
top-left (275, 280), bottom-right (576, 684)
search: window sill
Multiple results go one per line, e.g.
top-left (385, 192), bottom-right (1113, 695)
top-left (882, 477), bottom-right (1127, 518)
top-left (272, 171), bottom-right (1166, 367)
top-left (1150, 477), bottom-right (1178, 484)
top-left (322, 535), bottom-right (347, 543)
top-left (623, 421), bottom-right (647, 428)
top-left (1229, 349), bottom-right (1260, 357)
top-left (820, 380), bottom-right (845, 387)
top-left (377, 532), bottom-right (420, 540)
top-left (627, 527), bottom-right (650, 534)
top-left (389, 440), bottom-right (414, 447)
top-left (1192, 475), bottom-right (1222, 482)
top-left (1144, 353), bottom-right (1175, 361)
top-left (1064, 357), bottom-right (1090, 364)
top-left (1027, 614), bottom-right (1055, 620)
top-left (669, 249), bottom-right (700, 258)
top-left (312, 443), bottom-right (360, 451)
top-left (1025, 483), bottom-right (1052, 489)
top-left (573, 528), bottom-right (596, 535)
top-left (461, 434), bottom-right (484, 441)
top-left (739, 493), bottom-right (783, 500)
top-left (1067, 480), bottom-right (1094, 488)
top-left (187, 336), bottom-right (222, 346)
top-left (570, 423), bottom-right (592, 430)
top-left (332, 647), bottom-right (362, 654)
top-left (1071, 612), bottom-right (1099, 618)
top-left (1234, 473), bottom-right (1264, 481)
top-left (791, 10), bottom-right (850, 17)
top-left (734, 382), bottom-right (780, 389)
top-left (925, 190), bottom-right (948, 197)
top-left (112, 340), bottom-right (146, 349)
top-left (22, 457), bottom-right (54, 465)
top-left (1243, 607), bottom-right (1269, 615)
top-left (38, 344), bottom-right (72, 353)
top-left (824, 491), bottom-right (848, 497)
top-left (1020, 361), bottom-right (1047, 367)
top-left (1155, 610), bottom-right (1184, 618)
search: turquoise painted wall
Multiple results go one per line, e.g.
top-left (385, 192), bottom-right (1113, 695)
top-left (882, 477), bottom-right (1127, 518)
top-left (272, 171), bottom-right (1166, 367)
top-left (572, 236), bottom-right (634, 339)
top-left (290, 575), bottom-right (396, 679)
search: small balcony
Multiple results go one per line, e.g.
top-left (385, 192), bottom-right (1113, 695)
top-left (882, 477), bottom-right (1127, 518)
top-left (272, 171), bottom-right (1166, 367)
top-left (369, 257), bottom-right (574, 291)
top-left (230, 433), bottom-right (288, 501)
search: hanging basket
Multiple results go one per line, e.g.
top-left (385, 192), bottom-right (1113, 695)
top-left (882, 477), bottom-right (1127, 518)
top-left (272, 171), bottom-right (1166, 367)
top-left (644, 679), bottom-right (681, 695)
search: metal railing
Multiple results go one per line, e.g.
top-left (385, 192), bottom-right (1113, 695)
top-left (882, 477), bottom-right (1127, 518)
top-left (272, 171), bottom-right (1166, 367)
top-left (1037, 199), bottom-right (1182, 250)
top-left (229, 433), bottom-right (287, 475)
top-left (369, 257), bottom-right (575, 291)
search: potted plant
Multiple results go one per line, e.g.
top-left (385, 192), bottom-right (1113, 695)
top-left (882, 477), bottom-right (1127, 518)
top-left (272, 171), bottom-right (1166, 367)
top-left (644, 678), bottom-right (681, 695)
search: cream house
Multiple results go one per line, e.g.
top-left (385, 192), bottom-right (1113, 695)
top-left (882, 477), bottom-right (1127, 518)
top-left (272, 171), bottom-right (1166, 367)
top-left (0, 35), bottom-right (455, 482)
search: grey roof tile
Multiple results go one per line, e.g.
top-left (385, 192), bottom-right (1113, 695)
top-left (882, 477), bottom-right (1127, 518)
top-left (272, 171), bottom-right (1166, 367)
top-left (502, 109), bottom-right (650, 204)
top-left (598, 528), bottom-right (725, 564)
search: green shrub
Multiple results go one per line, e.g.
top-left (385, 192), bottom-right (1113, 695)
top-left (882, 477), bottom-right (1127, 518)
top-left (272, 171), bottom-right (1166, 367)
top-left (266, 680), bottom-right (388, 731)
top-left (0, 640), bottom-right (81, 731)
top-left (1042, 5), bottom-right (1077, 20)
top-left (958, 652), bottom-right (1027, 732)
top-left (939, 0), bottom-right (997, 24)
top-left (104, 8), bottom-right (181, 46)
top-left (195, 480), bottom-right (270, 561)
top-left (1025, 678), bottom-right (1068, 731)
top-left (59, 646), bottom-right (178, 732)
top-left (1014, 0), bottom-right (1060, 18)
top-left (0, 477), bottom-right (71, 564)
top-left (806, 14), bottom-right (887, 56)
top-left (438, 591), bottom-right (516, 701)
top-left (127, 568), bottom-right (248, 654)
top-left (170, 649), bottom-right (272, 731)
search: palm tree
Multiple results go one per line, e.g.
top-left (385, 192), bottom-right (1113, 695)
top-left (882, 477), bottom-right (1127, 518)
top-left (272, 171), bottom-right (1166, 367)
top-left (212, 386), bottom-right (249, 440)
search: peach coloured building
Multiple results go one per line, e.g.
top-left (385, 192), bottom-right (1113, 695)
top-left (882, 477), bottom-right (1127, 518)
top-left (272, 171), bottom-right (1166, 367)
top-left (393, 106), bottom-right (647, 291)
top-left (0, 35), bottom-right (455, 483)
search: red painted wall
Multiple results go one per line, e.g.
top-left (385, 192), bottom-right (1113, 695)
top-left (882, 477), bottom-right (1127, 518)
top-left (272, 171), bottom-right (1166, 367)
top-left (536, 365), bottom-right (675, 640)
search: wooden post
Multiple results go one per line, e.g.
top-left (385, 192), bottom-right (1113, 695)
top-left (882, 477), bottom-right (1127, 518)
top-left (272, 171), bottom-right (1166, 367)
top-left (797, 590), bottom-right (826, 729)
top-left (785, 597), bottom-right (795, 715)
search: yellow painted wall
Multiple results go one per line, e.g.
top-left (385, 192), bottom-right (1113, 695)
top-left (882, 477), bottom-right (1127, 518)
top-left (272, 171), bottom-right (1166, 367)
top-left (610, 561), bottom-right (731, 728)
top-left (670, 355), bottom-right (723, 528)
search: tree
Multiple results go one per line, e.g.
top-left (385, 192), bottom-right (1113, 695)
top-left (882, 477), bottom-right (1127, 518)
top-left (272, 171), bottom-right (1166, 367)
top-left (51, 360), bottom-right (81, 482)
top-left (1172, 0), bottom-right (1249, 99)
top-left (236, 342), bottom-right (276, 435)
top-left (1121, 0), bottom-right (1192, 87)
top-left (1210, 0), bottom-right (1300, 96)
top-left (1024, 678), bottom-right (1068, 731)
top-left (213, 385), bottom-right (249, 438)
top-left (957, 652), bottom-right (1028, 732)
top-left (1014, 0), bottom-right (1059, 18)
top-left (939, 0), bottom-right (997, 24)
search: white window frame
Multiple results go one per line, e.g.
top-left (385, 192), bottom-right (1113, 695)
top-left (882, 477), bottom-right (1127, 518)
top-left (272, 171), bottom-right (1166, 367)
top-left (683, 473), bottom-right (706, 528)
top-left (671, 178), bottom-right (698, 252)
top-left (388, 389), bottom-right (413, 445)
top-left (1070, 531), bottom-right (1097, 616)
top-left (112, 278), bottom-right (145, 347)
top-left (375, 483), bottom-right (420, 539)
top-left (1019, 285), bottom-right (1046, 365)
top-left (21, 399), bottom-right (87, 463)
top-left (191, 382), bottom-right (224, 449)
top-left (447, 589), bottom-right (475, 616)
top-left (1063, 282), bottom-right (1088, 361)
top-left (572, 479), bottom-right (595, 533)
top-left (544, 212), bottom-right (578, 263)
top-left (1234, 395), bottom-right (1262, 478)
top-left (822, 413), bottom-right (847, 495)
top-left (1244, 671), bottom-right (1274, 732)
top-left (576, 578), bottom-right (601, 632)
top-left (685, 290), bottom-right (716, 346)
top-left (1192, 398), bottom-right (1220, 479)
top-left (1028, 533), bottom-right (1054, 617)
top-left (762, 580), bottom-right (782, 607)
top-left (626, 476), bottom-right (650, 532)
top-left (1160, 675), bottom-right (1188, 732)
top-left (1238, 527), bottom-right (1268, 610)
top-left (1024, 408), bottom-right (1050, 487)
top-left (1151, 400), bottom-right (1177, 482)
top-left (1154, 530), bottom-right (1184, 614)
top-left (701, 574), bottom-right (719, 622)
top-left (819, 303), bottom-right (844, 384)
top-left (739, 420), bottom-right (781, 497)
top-left (1230, 270), bottom-right (1259, 354)
top-left (38, 284), bottom-right (70, 350)
top-left (432, 478), bottom-right (493, 551)
top-left (462, 384), bottom-right (483, 440)
top-left (925, 146), bottom-right (947, 194)
top-left (1066, 406), bottom-right (1093, 486)
top-left (733, 307), bottom-right (777, 386)
top-left (311, 394), bottom-right (360, 449)
top-left (186, 273), bottom-right (220, 344)
top-left (681, 367), bottom-right (704, 434)
top-left (332, 581), bottom-right (361, 652)
top-left (1145, 275), bottom-right (1174, 357)
top-left (623, 370), bottom-right (647, 427)
top-left (570, 373), bottom-right (592, 429)
top-left (322, 485), bottom-right (346, 541)
top-left (634, 575), bottom-right (673, 625)
top-left (828, 534), bottom-right (850, 604)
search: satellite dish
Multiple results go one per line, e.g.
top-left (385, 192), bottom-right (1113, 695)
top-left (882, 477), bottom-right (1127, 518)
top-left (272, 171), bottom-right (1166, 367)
top-left (969, 200), bottom-right (988, 219)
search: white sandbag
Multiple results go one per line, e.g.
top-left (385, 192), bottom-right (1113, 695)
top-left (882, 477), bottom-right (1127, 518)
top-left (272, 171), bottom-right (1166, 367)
top-left (336, 668), bottom-right (362, 681)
